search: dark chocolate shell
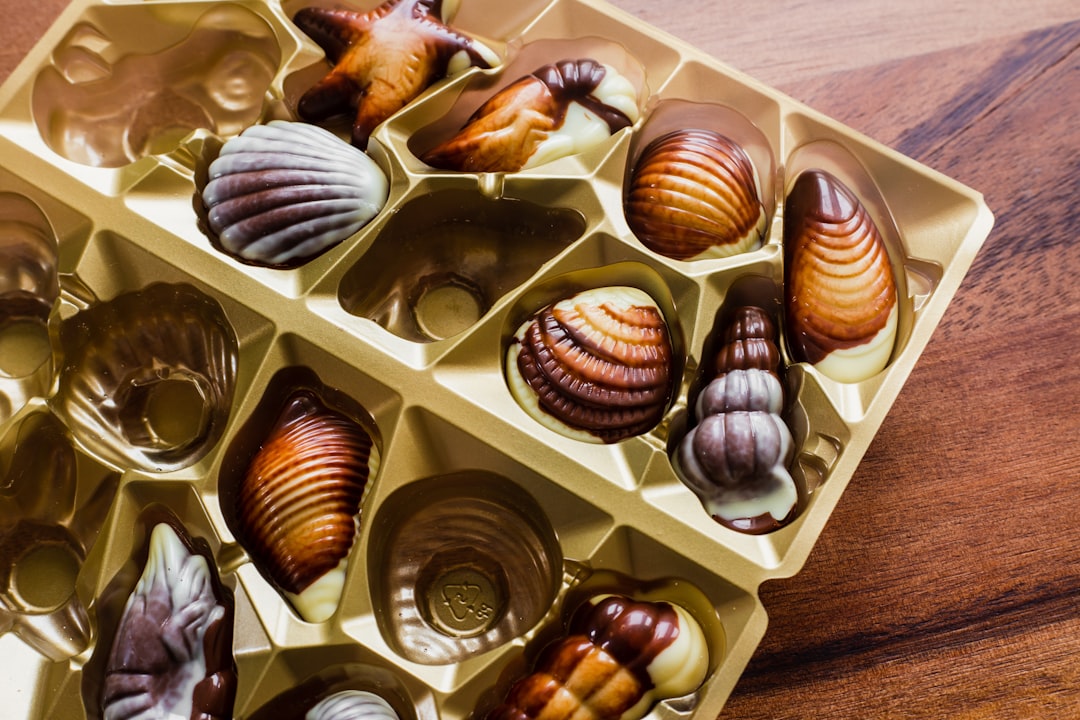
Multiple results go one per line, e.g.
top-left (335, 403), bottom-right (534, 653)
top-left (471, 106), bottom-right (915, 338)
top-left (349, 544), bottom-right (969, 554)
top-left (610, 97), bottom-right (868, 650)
top-left (626, 129), bottom-right (765, 260)
top-left (236, 389), bottom-right (378, 622)
top-left (784, 169), bottom-right (898, 382)
top-left (487, 594), bottom-right (708, 720)
top-left (203, 120), bottom-right (388, 268)
top-left (506, 286), bottom-right (674, 443)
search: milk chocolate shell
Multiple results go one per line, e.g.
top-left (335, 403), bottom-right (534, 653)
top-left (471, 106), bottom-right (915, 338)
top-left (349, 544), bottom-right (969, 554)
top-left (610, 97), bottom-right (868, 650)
top-left (235, 389), bottom-right (379, 623)
top-left (421, 58), bottom-right (639, 172)
top-left (626, 129), bottom-right (765, 261)
top-left (202, 120), bottom-right (388, 268)
top-left (506, 286), bottom-right (674, 444)
top-left (784, 169), bottom-right (898, 383)
top-left (293, 0), bottom-right (500, 148)
top-left (486, 594), bottom-right (708, 720)
top-left (100, 522), bottom-right (236, 720)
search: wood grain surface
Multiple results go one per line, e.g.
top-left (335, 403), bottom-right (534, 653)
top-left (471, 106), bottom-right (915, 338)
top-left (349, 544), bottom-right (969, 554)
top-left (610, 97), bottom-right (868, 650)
top-left (3, 1), bottom-right (1079, 719)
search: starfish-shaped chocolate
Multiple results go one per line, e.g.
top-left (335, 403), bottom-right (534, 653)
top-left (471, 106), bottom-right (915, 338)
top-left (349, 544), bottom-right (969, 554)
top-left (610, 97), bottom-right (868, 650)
top-left (293, 0), bottom-right (500, 148)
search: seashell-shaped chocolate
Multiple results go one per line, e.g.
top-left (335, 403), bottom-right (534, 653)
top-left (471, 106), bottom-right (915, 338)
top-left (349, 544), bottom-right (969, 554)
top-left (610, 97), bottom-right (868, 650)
top-left (784, 169), bottom-right (898, 383)
top-left (674, 305), bottom-right (797, 534)
top-left (487, 594), bottom-right (709, 720)
top-left (202, 120), bottom-right (388, 268)
top-left (51, 282), bottom-right (238, 473)
top-left (421, 58), bottom-right (640, 173)
top-left (506, 286), bottom-right (674, 444)
top-left (101, 521), bottom-right (236, 720)
top-left (306, 690), bottom-right (399, 720)
top-left (236, 389), bottom-right (378, 623)
top-left (626, 129), bottom-right (766, 260)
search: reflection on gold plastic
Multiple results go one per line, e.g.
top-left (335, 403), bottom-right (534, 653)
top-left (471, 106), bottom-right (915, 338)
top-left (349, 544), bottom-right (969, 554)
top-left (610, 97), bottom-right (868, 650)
top-left (0, 0), bottom-right (992, 717)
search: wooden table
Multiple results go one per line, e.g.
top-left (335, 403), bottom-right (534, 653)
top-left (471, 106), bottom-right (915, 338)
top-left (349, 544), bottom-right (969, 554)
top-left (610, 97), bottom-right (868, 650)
top-left (4, 1), bottom-right (1079, 718)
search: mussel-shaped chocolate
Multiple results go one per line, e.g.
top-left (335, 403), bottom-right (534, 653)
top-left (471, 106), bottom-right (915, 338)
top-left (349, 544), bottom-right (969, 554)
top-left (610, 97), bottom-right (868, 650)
top-left (202, 120), bottom-right (388, 268)
top-left (306, 691), bottom-right (399, 720)
top-left (487, 594), bottom-right (709, 720)
top-left (674, 306), bottom-right (797, 534)
top-left (784, 169), bottom-right (898, 382)
top-left (101, 522), bottom-right (236, 720)
top-left (421, 58), bottom-right (640, 173)
top-left (51, 282), bottom-right (238, 473)
top-left (506, 286), bottom-right (674, 443)
top-left (626, 129), bottom-right (765, 260)
top-left (236, 389), bottom-right (378, 623)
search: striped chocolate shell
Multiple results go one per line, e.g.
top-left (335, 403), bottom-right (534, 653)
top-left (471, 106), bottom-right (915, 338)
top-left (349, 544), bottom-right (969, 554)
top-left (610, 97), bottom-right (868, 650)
top-left (626, 129), bottom-right (766, 260)
top-left (236, 389), bottom-right (378, 622)
top-left (506, 286), bottom-right (674, 444)
top-left (784, 170), bottom-right (898, 383)
top-left (202, 120), bottom-right (388, 268)
top-left (306, 691), bottom-right (399, 720)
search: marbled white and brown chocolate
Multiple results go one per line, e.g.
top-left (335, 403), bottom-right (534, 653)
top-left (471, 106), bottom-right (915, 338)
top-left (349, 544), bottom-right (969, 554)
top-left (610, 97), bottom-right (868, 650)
top-left (626, 129), bottom-right (765, 260)
top-left (784, 169), bottom-right (898, 383)
top-left (421, 58), bottom-right (639, 173)
top-left (505, 286), bottom-right (674, 443)
top-left (486, 594), bottom-right (708, 720)
top-left (235, 389), bottom-right (378, 623)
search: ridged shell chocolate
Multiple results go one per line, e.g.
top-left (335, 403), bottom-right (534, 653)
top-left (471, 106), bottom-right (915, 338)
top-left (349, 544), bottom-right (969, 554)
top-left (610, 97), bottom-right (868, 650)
top-left (487, 594), bottom-right (708, 720)
top-left (421, 58), bottom-right (639, 173)
top-left (202, 120), bottom-right (388, 268)
top-left (675, 306), bottom-right (797, 534)
top-left (506, 286), bottom-right (674, 443)
top-left (236, 389), bottom-right (378, 623)
top-left (626, 129), bottom-right (766, 260)
top-left (306, 691), bottom-right (399, 720)
top-left (784, 169), bottom-right (898, 383)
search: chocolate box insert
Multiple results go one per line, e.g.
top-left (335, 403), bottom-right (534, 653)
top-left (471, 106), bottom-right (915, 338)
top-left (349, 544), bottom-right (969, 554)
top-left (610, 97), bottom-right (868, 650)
top-left (0, 0), bottom-right (993, 717)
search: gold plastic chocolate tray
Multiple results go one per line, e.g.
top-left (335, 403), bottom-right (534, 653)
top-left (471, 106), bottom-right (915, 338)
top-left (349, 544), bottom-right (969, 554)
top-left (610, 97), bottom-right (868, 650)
top-left (0, 0), bottom-right (993, 718)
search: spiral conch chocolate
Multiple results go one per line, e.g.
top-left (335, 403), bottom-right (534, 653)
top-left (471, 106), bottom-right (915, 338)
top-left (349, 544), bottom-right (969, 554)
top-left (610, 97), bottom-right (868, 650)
top-left (202, 120), bottom-right (388, 268)
top-left (486, 594), bottom-right (709, 720)
top-left (236, 389), bottom-right (379, 623)
top-left (784, 169), bottom-right (898, 382)
top-left (675, 306), bottom-right (797, 534)
top-left (506, 286), bottom-right (674, 443)
top-left (626, 129), bottom-right (766, 260)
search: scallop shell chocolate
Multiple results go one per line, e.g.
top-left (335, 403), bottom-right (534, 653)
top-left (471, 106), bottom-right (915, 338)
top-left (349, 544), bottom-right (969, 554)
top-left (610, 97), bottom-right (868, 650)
top-left (783, 169), bottom-right (898, 383)
top-left (235, 389), bottom-right (379, 623)
top-left (100, 521), bottom-right (236, 720)
top-left (487, 594), bottom-right (708, 720)
top-left (306, 691), bottom-right (399, 720)
top-left (626, 129), bottom-right (765, 261)
top-left (202, 120), bottom-right (389, 268)
top-left (420, 58), bottom-right (640, 173)
top-left (505, 286), bottom-right (674, 444)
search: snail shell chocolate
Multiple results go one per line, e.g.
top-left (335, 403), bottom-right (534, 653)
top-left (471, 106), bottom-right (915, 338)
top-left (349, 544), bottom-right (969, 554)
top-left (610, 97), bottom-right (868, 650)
top-left (306, 690), bottom-right (399, 720)
top-left (101, 522), bottom-right (236, 720)
top-left (675, 306), bottom-right (797, 534)
top-left (487, 594), bottom-right (708, 720)
top-left (421, 58), bottom-right (639, 173)
top-left (506, 286), bottom-right (674, 444)
top-left (626, 129), bottom-right (765, 261)
top-left (784, 169), bottom-right (898, 383)
top-left (202, 120), bottom-right (388, 268)
top-left (236, 389), bottom-right (379, 623)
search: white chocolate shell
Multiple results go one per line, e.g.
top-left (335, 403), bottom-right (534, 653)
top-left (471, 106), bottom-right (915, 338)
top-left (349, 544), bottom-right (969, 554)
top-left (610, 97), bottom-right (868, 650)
top-left (626, 129), bottom-right (765, 260)
top-left (421, 58), bottom-right (639, 173)
top-left (203, 120), bottom-right (388, 268)
top-left (236, 390), bottom-right (379, 623)
top-left (306, 691), bottom-right (399, 720)
top-left (506, 286), bottom-right (674, 444)
top-left (784, 169), bottom-right (898, 383)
